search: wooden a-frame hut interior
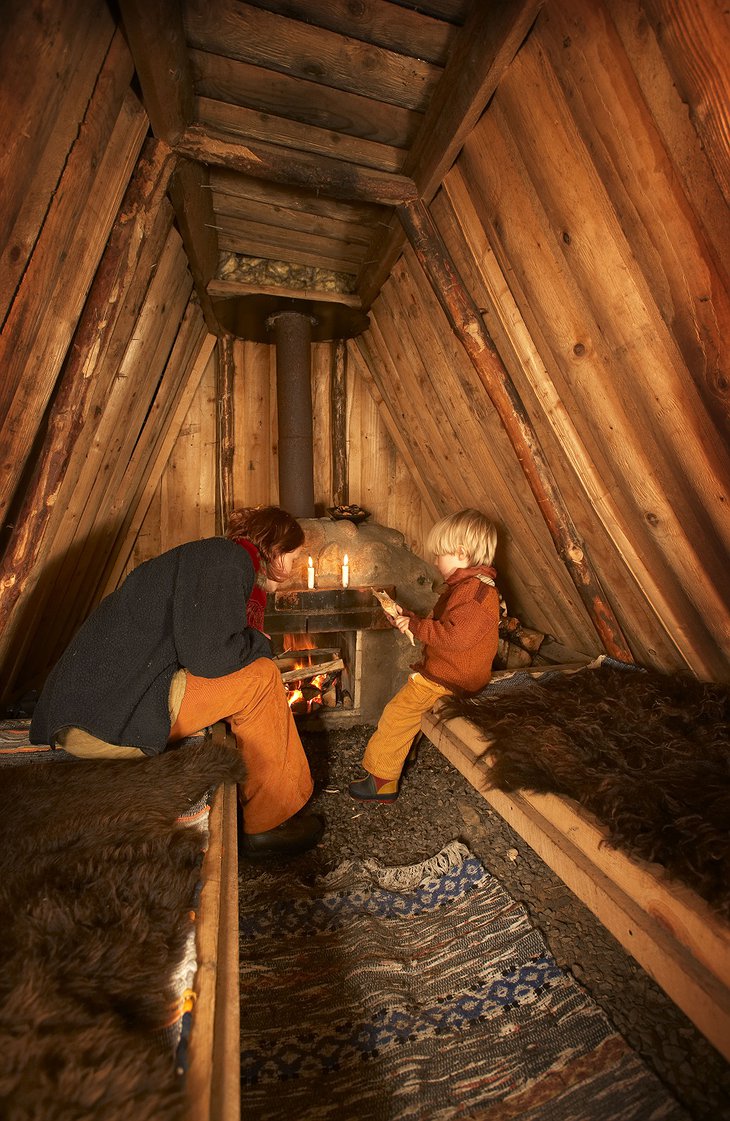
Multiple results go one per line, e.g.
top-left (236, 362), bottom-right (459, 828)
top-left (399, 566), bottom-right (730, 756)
top-left (1, 1), bottom-right (728, 1119)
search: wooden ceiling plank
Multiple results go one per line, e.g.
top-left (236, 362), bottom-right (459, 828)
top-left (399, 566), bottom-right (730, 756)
top-left (117, 0), bottom-right (194, 143)
top-left (208, 277), bottom-right (362, 307)
top-left (168, 157), bottom-right (222, 334)
top-left (176, 125), bottom-right (417, 205)
top-left (356, 0), bottom-right (544, 309)
top-left (212, 193), bottom-right (374, 246)
top-left (242, 0), bottom-right (458, 65)
top-left (208, 168), bottom-right (386, 226)
top-left (216, 229), bottom-right (362, 274)
top-left (213, 219), bottom-right (365, 270)
top-left (196, 97), bottom-right (407, 174)
top-left (190, 49), bottom-right (419, 149)
top-left (184, 0), bottom-right (441, 112)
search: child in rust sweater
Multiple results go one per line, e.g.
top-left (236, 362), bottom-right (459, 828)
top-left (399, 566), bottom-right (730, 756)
top-left (349, 509), bottom-right (499, 803)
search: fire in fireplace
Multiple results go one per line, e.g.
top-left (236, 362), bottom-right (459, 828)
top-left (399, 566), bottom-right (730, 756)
top-left (275, 640), bottom-right (346, 714)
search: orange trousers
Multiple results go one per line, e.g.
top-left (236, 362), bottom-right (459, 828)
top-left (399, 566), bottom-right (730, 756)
top-left (363, 672), bottom-right (453, 781)
top-left (168, 657), bottom-right (313, 834)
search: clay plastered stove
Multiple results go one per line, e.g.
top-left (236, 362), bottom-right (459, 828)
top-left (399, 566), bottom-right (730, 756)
top-left (266, 519), bottom-right (439, 726)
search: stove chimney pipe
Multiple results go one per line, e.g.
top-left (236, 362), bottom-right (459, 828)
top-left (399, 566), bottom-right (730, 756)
top-left (267, 310), bottom-right (317, 518)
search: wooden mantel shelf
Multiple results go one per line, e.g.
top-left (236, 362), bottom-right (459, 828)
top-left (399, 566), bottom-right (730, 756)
top-left (421, 704), bottom-right (730, 1063)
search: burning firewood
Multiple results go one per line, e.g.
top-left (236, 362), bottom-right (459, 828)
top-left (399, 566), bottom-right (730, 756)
top-left (372, 589), bottom-right (415, 645)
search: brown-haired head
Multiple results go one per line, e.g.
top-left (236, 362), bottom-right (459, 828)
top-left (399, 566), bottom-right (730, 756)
top-left (225, 505), bottom-right (304, 578)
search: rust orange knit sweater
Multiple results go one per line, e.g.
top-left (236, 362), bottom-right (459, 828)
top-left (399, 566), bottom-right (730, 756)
top-left (405, 565), bottom-right (499, 695)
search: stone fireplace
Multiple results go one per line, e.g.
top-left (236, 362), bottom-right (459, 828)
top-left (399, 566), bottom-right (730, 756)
top-left (266, 519), bottom-right (439, 725)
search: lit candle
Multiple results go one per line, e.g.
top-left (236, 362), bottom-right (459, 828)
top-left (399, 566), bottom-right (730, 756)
top-left (342, 553), bottom-right (349, 588)
top-left (307, 555), bottom-right (315, 589)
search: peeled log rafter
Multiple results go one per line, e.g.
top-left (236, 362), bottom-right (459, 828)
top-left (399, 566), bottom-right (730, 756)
top-left (397, 197), bottom-right (633, 663)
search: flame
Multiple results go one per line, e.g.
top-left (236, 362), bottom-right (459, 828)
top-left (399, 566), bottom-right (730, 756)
top-left (283, 633), bottom-right (316, 652)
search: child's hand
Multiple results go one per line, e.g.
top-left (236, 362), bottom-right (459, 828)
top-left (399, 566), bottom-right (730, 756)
top-left (392, 613), bottom-right (410, 633)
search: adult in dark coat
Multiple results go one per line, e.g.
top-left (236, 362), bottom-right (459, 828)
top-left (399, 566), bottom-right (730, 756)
top-left (31, 507), bottom-right (323, 858)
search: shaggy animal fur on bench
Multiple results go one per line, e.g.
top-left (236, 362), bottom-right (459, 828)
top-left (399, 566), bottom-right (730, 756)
top-left (440, 667), bottom-right (730, 919)
top-left (0, 739), bottom-right (245, 1121)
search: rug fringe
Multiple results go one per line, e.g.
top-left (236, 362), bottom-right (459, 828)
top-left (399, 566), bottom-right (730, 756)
top-left (361, 840), bottom-right (471, 891)
top-left (240, 842), bottom-right (473, 900)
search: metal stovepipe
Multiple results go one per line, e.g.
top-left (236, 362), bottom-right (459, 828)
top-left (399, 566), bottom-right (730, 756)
top-left (267, 309), bottom-right (317, 518)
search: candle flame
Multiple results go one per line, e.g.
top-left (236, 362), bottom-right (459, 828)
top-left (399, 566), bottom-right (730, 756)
top-left (343, 554), bottom-right (348, 564)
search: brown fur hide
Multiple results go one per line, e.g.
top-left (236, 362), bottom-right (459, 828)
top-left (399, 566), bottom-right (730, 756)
top-left (441, 667), bottom-right (730, 918)
top-left (0, 740), bottom-right (245, 1121)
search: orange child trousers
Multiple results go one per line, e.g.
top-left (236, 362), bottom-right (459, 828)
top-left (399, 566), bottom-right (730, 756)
top-left (168, 657), bottom-right (313, 835)
top-left (363, 672), bottom-right (453, 781)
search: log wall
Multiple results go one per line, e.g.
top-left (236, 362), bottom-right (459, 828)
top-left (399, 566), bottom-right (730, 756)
top-left (361, 0), bottom-right (730, 679)
top-left (0, 4), bottom-right (214, 700)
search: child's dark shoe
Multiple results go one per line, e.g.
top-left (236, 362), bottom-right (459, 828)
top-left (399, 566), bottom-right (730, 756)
top-left (348, 773), bottom-right (399, 802)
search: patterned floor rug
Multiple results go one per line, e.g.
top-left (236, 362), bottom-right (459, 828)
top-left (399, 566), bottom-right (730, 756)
top-left (238, 842), bottom-right (687, 1120)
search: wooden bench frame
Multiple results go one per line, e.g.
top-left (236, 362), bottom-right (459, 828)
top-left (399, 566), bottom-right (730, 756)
top-left (421, 692), bottom-right (730, 1063)
top-left (185, 724), bottom-right (241, 1121)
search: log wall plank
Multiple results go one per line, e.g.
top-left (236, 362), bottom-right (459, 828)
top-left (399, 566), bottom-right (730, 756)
top-left (16, 231), bottom-right (193, 686)
top-left (641, 0), bottom-right (730, 209)
top-left (0, 138), bottom-right (175, 643)
top-left (436, 172), bottom-right (699, 673)
top-left (0, 33), bottom-right (147, 524)
top-left (232, 341), bottom-right (277, 510)
top-left (217, 334), bottom-right (236, 533)
top-left (0, 0), bottom-right (114, 326)
top-left (451, 20), bottom-right (730, 676)
top-left (112, 330), bottom-right (216, 583)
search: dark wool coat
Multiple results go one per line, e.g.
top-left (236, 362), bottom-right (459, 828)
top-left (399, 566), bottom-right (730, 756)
top-left (30, 538), bottom-right (272, 754)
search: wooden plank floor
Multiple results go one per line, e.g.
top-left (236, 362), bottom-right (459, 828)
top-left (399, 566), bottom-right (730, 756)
top-left (421, 706), bottom-right (730, 1063)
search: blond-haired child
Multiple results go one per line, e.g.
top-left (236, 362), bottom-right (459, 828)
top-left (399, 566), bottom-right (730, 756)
top-left (349, 509), bottom-right (499, 802)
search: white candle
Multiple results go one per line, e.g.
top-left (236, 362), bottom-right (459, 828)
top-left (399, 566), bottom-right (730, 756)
top-left (307, 555), bottom-right (315, 589)
top-left (342, 553), bottom-right (349, 588)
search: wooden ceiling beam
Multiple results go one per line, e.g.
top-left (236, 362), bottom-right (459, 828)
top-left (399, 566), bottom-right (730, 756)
top-left (168, 158), bottom-right (221, 334)
top-left (357, 0), bottom-right (544, 310)
top-left (117, 0), bottom-right (193, 144)
top-left (175, 125), bottom-right (418, 207)
top-left (118, 0), bottom-right (223, 333)
top-left (409, 0), bottom-right (544, 201)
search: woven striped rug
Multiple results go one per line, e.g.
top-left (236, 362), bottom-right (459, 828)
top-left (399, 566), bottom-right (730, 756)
top-left (239, 842), bottom-right (686, 1121)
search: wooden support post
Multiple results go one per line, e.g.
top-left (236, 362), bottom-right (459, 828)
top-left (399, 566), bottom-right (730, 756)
top-left (331, 339), bottom-right (349, 507)
top-left (397, 197), bottom-right (633, 663)
top-left (0, 138), bottom-right (174, 635)
top-left (216, 334), bottom-right (236, 535)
